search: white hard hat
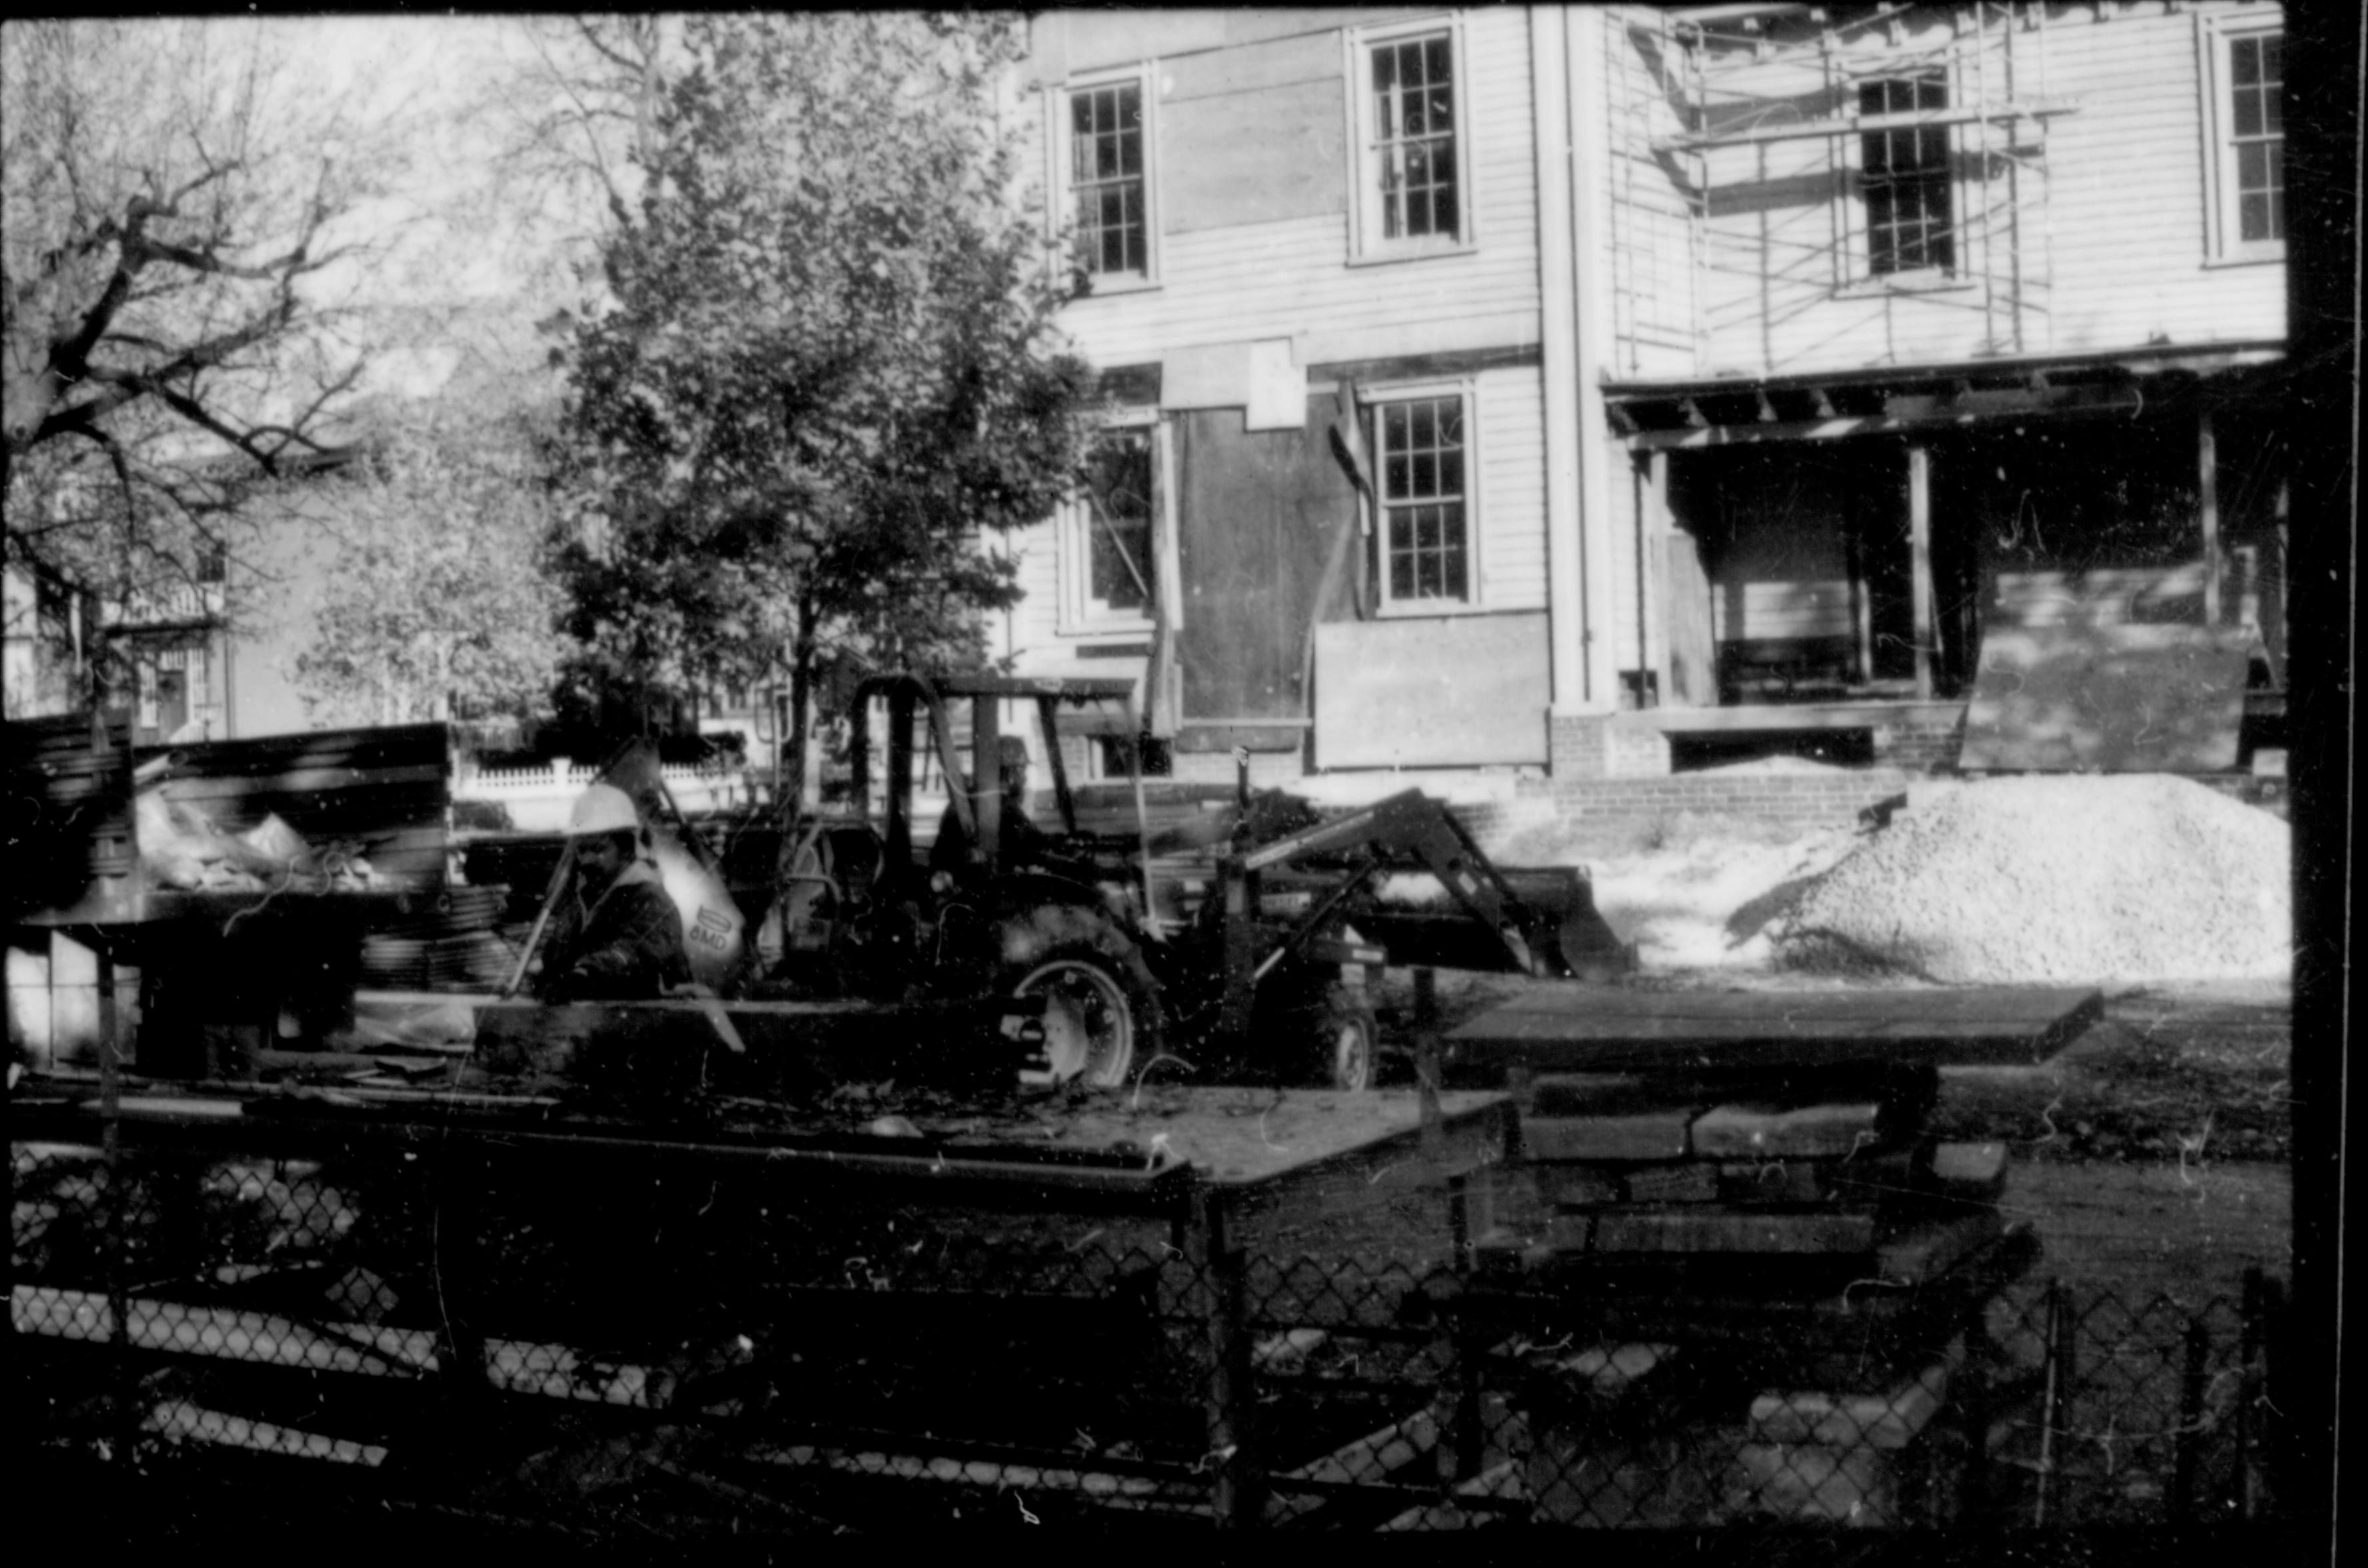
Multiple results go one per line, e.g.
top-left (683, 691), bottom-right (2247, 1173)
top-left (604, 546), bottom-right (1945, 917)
top-left (567, 783), bottom-right (641, 837)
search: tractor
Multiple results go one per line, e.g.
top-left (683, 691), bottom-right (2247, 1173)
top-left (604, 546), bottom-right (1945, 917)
top-left (745, 674), bottom-right (1630, 1091)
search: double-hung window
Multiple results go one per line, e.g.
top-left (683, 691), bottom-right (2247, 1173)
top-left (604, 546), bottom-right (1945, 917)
top-left (1859, 73), bottom-right (1955, 277)
top-left (1373, 392), bottom-right (1473, 607)
top-left (2200, 13), bottom-right (2283, 263)
top-left (1063, 424), bottom-right (1158, 631)
top-left (1063, 72), bottom-right (1156, 285)
top-left (1349, 21), bottom-right (1472, 260)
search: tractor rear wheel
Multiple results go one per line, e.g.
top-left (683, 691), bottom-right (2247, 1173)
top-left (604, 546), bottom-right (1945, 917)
top-left (1006, 941), bottom-right (1160, 1089)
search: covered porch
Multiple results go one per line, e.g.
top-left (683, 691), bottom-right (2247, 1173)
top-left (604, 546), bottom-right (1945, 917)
top-left (1604, 345), bottom-right (2288, 771)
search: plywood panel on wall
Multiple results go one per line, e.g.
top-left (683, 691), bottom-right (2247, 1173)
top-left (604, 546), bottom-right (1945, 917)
top-left (1163, 32), bottom-right (1346, 233)
top-left (1315, 613), bottom-right (1551, 767)
top-left (1175, 401), bottom-right (1357, 720)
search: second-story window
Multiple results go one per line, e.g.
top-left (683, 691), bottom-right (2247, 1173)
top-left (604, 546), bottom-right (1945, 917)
top-left (2203, 13), bottom-right (2283, 262)
top-left (1071, 80), bottom-right (1148, 278)
top-left (1351, 23), bottom-right (1471, 259)
top-left (1860, 73), bottom-right (1954, 277)
top-left (1373, 34), bottom-right (1459, 241)
top-left (1375, 394), bottom-right (1471, 605)
top-left (2226, 31), bottom-right (2283, 244)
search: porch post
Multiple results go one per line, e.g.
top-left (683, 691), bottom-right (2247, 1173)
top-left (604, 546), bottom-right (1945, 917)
top-left (1907, 444), bottom-right (1937, 699)
top-left (2198, 410), bottom-right (2223, 625)
top-left (1644, 451), bottom-right (1672, 706)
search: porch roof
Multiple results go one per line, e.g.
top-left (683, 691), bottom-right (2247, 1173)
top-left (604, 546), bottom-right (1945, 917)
top-left (1603, 341), bottom-right (2286, 451)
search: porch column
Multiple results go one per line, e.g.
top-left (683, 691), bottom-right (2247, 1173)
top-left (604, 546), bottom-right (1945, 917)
top-left (1907, 444), bottom-right (1937, 700)
top-left (1643, 451), bottom-right (1672, 706)
top-left (2198, 410), bottom-right (2223, 625)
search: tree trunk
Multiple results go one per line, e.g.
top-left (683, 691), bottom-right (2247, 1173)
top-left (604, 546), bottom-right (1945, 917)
top-left (780, 592), bottom-right (817, 830)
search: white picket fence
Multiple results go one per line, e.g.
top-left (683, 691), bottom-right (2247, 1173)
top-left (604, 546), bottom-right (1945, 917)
top-left (455, 757), bottom-right (767, 831)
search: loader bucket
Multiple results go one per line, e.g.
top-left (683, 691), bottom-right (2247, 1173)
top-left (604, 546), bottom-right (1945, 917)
top-left (1351, 865), bottom-right (1633, 980)
top-left (1497, 865), bottom-right (1634, 981)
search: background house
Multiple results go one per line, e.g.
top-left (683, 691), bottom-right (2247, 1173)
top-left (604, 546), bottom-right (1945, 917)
top-left (997, 2), bottom-right (2289, 819)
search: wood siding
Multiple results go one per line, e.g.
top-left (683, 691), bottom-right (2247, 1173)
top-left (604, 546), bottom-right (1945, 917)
top-left (1018, 7), bottom-right (1542, 383)
top-left (1608, 1), bottom-right (2286, 380)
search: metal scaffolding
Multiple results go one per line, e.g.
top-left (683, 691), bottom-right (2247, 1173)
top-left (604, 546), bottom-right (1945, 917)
top-left (1615, 3), bottom-right (2071, 375)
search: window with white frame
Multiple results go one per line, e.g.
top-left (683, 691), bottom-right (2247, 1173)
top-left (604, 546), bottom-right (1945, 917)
top-left (1349, 21), bottom-right (1471, 259)
top-left (1373, 391), bottom-right (1473, 605)
top-left (1063, 425), bottom-right (1157, 630)
top-left (1062, 72), bottom-right (1155, 283)
top-left (1859, 72), bottom-right (1955, 277)
top-left (2201, 13), bottom-right (2284, 263)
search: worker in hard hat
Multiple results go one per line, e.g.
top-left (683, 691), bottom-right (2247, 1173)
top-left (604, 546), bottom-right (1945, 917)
top-left (535, 783), bottom-right (693, 1001)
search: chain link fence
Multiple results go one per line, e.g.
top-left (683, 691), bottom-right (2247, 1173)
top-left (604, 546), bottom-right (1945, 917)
top-left (11, 1119), bottom-right (2289, 1535)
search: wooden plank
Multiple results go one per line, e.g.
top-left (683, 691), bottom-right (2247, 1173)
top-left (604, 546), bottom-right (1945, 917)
top-left (753, 1442), bottom-right (1209, 1516)
top-left (147, 1402), bottom-right (389, 1468)
top-left (1266, 1409), bottom-right (1439, 1524)
top-left (1475, 985), bottom-right (2099, 1025)
top-left (1531, 1164), bottom-right (1623, 1207)
top-left (1718, 1159), bottom-right (1858, 1207)
top-left (1522, 1111), bottom-right (1695, 1163)
top-left (1313, 614), bottom-right (1552, 768)
top-left (1929, 1140), bottom-right (2009, 1189)
top-left (1875, 1211), bottom-right (2005, 1284)
top-left (1689, 1101), bottom-right (1887, 1160)
top-left (1449, 986), bottom-right (2103, 1071)
top-left (15, 1285), bottom-right (675, 1406)
top-left (1959, 623), bottom-right (2251, 772)
top-left (1620, 1163), bottom-right (1722, 1204)
top-left (1591, 1209), bottom-right (1881, 1256)
top-left (1749, 1358), bottom-right (1955, 1451)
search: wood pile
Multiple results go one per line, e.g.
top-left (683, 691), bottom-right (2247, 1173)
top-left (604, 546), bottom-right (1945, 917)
top-left (1470, 1060), bottom-right (2038, 1527)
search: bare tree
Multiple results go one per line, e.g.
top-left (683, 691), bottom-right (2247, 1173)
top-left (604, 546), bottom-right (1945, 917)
top-left (460, 16), bottom-right (683, 303)
top-left (2, 18), bottom-right (426, 633)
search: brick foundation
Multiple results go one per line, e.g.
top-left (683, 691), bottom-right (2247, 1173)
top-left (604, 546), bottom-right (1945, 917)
top-left (1869, 709), bottom-right (1969, 772)
top-left (1531, 769), bottom-right (1917, 859)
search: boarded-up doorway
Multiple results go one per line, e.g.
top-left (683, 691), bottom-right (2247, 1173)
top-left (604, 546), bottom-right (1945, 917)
top-left (1173, 402), bottom-right (1357, 721)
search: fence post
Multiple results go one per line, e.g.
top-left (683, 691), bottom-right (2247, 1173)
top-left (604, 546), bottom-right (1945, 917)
top-left (95, 946), bottom-right (141, 1467)
top-left (1957, 1298), bottom-right (1994, 1530)
top-left (433, 1139), bottom-right (491, 1419)
top-left (1191, 1185), bottom-right (1263, 1527)
top-left (2233, 1265), bottom-right (2268, 1519)
top-left (2172, 1315), bottom-right (2209, 1520)
top-left (2035, 1279), bottom-right (2077, 1526)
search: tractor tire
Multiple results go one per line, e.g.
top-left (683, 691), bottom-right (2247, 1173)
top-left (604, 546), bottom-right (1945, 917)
top-left (1313, 987), bottom-right (1381, 1093)
top-left (997, 906), bottom-right (1163, 1089)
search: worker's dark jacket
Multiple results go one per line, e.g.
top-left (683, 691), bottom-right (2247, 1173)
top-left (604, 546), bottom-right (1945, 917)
top-left (538, 859), bottom-right (692, 1001)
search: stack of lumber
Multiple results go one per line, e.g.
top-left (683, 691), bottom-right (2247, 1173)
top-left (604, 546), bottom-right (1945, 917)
top-left (1485, 1063), bottom-right (2012, 1295)
top-left (1473, 1060), bottom-right (2034, 1528)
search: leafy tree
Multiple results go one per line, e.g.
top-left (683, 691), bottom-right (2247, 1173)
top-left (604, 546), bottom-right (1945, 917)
top-left (2, 18), bottom-right (431, 683)
top-left (547, 12), bottom-right (1094, 808)
top-left (291, 405), bottom-right (572, 728)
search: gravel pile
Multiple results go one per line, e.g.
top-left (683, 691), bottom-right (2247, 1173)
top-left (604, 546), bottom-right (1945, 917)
top-left (1773, 775), bottom-right (2290, 985)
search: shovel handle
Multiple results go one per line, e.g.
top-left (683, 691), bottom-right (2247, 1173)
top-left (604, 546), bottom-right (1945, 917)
top-left (501, 837), bottom-right (577, 999)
